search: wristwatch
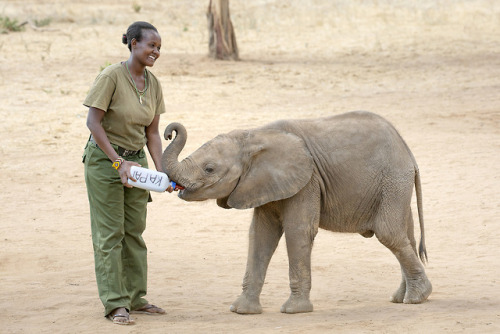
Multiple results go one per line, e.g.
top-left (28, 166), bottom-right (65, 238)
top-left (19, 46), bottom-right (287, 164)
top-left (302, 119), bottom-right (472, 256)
top-left (112, 157), bottom-right (125, 170)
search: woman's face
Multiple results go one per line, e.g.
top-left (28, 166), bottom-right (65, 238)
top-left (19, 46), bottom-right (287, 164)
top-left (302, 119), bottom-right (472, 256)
top-left (132, 29), bottom-right (161, 67)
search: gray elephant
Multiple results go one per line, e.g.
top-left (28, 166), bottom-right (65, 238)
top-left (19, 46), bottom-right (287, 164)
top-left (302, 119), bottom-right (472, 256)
top-left (162, 111), bottom-right (432, 314)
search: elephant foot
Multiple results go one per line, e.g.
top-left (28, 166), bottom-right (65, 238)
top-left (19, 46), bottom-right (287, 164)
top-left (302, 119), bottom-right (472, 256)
top-left (390, 289), bottom-right (406, 303)
top-left (230, 294), bottom-right (262, 314)
top-left (391, 276), bottom-right (432, 304)
top-left (280, 295), bottom-right (313, 314)
top-left (390, 280), bottom-right (406, 303)
top-left (403, 276), bottom-right (432, 304)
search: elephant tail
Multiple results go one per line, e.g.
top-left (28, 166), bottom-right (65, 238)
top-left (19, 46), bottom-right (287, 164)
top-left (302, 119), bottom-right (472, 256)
top-left (415, 167), bottom-right (428, 264)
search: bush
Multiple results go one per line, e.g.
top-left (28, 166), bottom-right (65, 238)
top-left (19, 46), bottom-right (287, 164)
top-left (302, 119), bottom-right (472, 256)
top-left (0, 16), bottom-right (25, 33)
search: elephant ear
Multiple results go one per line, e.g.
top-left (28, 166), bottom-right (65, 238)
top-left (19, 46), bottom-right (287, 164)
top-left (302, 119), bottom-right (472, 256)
top-left (227, 129), bottom-right (314, 209)
top-left (216, 196), bottom-right (231, 209)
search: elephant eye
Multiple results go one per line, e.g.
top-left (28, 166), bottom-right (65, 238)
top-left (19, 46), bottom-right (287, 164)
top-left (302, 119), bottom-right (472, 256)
top-left (204, 165), bottom-right (215, 174)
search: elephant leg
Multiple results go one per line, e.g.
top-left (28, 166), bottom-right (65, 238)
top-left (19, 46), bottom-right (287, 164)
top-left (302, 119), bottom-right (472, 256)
top-left (230, 207), bottom-right (283, 314)
top-left (376, 206), bottom-right (432, 304)
top-left (390, 209), bottom-right (420, 303)
top-left (390, 263), bottom-right (407, 303)
top-left (280, 183), bottom-right (320, 314)
top-left (390, 243), bottom-right (432, 304)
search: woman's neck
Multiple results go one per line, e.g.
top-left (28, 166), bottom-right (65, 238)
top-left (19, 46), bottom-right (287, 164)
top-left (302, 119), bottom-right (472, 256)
top-left (126, 59), bottom-right (145, 77)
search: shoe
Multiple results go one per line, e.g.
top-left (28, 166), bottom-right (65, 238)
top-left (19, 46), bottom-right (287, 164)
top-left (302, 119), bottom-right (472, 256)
top-left (131, 304), bottom-right (166, 315)
top-left (107, 307), bottom-right (135, 325)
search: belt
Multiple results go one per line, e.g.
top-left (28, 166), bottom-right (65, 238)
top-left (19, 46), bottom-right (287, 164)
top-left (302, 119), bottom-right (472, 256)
top-left (89, 135), bottom-right (141, 157)
top-left (117, 146), bottom-right (141, 157)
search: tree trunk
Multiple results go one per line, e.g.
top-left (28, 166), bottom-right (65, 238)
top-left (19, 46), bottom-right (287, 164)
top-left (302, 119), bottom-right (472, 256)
top-left (207, 0), bottom-right (239, 60)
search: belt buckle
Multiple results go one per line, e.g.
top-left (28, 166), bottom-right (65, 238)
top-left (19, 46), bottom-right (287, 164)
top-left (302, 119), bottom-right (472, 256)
top-left (122, 149), bottom-right (133, 157)
top-left (117, 146), bottom-right (139, 157)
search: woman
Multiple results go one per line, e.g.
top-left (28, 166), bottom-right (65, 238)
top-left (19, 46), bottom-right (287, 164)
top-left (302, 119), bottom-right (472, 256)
top-left (83, 21), bottom-right (169, 325)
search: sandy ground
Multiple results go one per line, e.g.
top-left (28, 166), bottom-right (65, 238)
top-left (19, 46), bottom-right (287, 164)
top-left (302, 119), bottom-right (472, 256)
top-left (1, 0), bottom-right (499, 333)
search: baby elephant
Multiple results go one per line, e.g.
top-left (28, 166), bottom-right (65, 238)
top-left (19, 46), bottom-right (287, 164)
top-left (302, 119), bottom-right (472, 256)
top-left (162, 111), bottom-right (432, 314)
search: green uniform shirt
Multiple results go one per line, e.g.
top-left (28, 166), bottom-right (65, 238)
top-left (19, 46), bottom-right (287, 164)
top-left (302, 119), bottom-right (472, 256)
top-left (84, 63), bottom-right (166, 151)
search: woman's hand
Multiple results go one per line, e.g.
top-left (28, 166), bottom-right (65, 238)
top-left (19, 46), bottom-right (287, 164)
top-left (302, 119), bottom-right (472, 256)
top-left (118, 160), bottom-right (141, 187)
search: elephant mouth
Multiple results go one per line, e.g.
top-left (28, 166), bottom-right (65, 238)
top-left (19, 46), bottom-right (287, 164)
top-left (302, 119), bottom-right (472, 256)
top-left (169, 178), bottom-right (186, 196)
top-left (173, 182), bottom-right (185, 191)
top-left (171, 181), bottom-right (197, 201)
top-left (174, 181), bottom-right (215, 202)
top-left (175, 185), bottom-right (188, 199)
top-left (177, 188), bottom-right (205, 202)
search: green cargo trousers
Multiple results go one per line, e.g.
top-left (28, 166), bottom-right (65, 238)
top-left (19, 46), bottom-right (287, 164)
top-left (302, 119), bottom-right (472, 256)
top-left (83, 141), bottom-right (150, 316)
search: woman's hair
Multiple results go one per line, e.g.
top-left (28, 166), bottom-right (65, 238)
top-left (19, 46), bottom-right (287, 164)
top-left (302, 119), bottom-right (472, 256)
top-left (122, 21), bottom-right (158, 51)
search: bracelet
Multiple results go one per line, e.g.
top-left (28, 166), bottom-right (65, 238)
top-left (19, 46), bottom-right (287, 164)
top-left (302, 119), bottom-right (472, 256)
top-left (112, 157), bottom-right (125, 170)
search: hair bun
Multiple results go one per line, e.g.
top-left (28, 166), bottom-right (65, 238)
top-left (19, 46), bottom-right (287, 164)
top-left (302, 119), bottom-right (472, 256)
top-left (122, 33), bottom-right (128, 44)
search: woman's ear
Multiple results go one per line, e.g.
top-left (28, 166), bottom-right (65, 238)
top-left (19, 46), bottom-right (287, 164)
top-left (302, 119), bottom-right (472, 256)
top-left (130, 38), bottom-right (138, 49)
top-left (227, 129), bottom-right (314, 209)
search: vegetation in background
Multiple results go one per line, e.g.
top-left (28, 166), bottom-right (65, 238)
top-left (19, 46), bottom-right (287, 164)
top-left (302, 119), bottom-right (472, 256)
top-left (0, 16), bottom-right (52, 34)
top-left (132, 3), bottom-right (141, 13)
top-left (34, 18), bottom-right (52, 28)
top-left (0, 16), bottom-right (25, 33)
top-left (100, 61), bottom-right (112, 72)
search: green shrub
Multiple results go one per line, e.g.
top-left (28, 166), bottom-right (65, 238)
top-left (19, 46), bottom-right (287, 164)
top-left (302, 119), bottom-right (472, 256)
top-left (100, 61), bottom-right (112, 72)
top-left (0, 16), bottom-right (25, 33)
top-left (34, 18), bottom-right (52, 27)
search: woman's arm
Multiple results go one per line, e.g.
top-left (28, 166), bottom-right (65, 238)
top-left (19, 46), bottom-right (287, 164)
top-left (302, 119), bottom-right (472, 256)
top-left (146, 115), bottom-right (173, 193)
top-left (86, 107), bottom-right (139, 187)
top-left (145, 114), bottom-right (163, 171)
top-left (86, 107), bottom-right (120, 161)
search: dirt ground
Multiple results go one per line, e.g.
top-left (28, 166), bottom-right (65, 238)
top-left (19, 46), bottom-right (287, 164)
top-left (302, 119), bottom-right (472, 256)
top-left (1, 0), bottom-right (499, 333)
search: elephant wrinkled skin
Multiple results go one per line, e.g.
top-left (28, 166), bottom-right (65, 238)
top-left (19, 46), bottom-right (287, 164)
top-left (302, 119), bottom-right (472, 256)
top-left (162, 111), bottom-right (432, 314)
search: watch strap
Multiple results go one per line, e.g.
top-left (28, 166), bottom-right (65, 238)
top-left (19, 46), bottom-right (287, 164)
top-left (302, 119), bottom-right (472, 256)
top-left (112, 157), bottom-right (125, 170)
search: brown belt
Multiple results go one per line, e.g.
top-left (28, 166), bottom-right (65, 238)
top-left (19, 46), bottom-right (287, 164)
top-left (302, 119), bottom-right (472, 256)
top-left (89, 135), bottom-right (141, 157)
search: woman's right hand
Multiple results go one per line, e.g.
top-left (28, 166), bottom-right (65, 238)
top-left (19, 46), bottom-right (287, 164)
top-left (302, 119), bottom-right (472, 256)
top-left (118, 160), bottom-right (141, 187)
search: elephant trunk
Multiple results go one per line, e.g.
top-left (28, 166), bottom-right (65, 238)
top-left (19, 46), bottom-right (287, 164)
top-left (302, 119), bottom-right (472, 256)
top-left (162, 122), bottom-right (188, 186)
